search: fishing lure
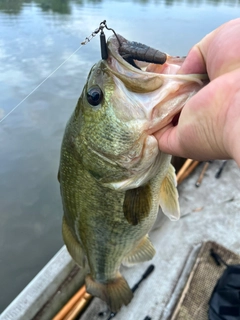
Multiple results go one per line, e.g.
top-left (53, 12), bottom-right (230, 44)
top-left (82, 20), bottom-right (167, 67)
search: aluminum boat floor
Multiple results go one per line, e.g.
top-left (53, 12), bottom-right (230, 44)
top-left (1, 160), bottom-right (239, 320)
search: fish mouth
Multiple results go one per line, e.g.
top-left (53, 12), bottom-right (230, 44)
top-left (107, 33), bottom-right (184, 77)
top-left (106, 34), bottom-right (208, 134)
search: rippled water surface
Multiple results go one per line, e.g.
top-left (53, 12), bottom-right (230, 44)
top-left (0, 0), bottom-right (239, 312)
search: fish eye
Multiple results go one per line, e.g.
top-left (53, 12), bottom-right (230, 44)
top-left (86, 85), bottom-right (103, 107)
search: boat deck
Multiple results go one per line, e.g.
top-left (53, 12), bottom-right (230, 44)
top-left (1, 160), bottom-right (240, 320)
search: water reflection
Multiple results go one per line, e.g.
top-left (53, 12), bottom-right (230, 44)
top-left (0, 0), bottom-right (23, 14)
top-left (0, 0), bottom-right (71, 14)
top-left (0, 0), bottom-right (239, 15)
top-left (1, 0), bottom-right (240, 314)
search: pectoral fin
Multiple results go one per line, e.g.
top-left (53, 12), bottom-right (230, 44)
top-left (122, 235), bottom-right (156, 266)
top-left (123, 184), bottom-right (151, 225)
top-left (159, 164), bottom-right (180, 221)
top-left (62, 216), bottom-right (86, 267)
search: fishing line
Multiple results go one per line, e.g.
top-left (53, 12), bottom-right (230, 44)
top-left (0, 20), bottom-right (113, 124)
top-left (0, 45), bottom-right (83, 124)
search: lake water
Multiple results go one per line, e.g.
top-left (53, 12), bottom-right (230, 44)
top-left (0, 0), bottom-right (239, 312)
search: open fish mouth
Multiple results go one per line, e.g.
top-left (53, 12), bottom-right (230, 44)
top-left (107, 33), bottom-right (208, 83)
top-left (105, 34), bottom-right (208, 134)
top-left (108, 33), bottom-right (182, 73)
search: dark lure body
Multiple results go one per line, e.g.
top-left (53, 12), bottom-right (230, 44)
top-left (118, 38), bottom-right (167, 65)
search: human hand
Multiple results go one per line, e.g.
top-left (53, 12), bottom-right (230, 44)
top-left (154, 18), bottom-right (240, 166)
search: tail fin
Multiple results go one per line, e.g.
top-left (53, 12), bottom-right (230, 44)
top-left (85, 273), bottom-right (133, 312)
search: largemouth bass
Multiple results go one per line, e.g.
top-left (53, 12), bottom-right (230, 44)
top-left (59, 34), bottom-right (207, 312)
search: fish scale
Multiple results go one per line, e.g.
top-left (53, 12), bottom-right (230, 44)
top-left (59, 33), bottom-right (207, 312)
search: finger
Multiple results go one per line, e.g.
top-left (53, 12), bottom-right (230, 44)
top-left (204, 18), bottom-right (240, 79)
top-left (154, 125), bottom-right (182, 157)
top-left (177, 45), bottom-right (207, 75)
top-left (179, 19), bottom-right (240, 79)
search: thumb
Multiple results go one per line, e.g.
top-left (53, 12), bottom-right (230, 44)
top-left (178, 45), bottom-right (207, 75)
top-left (154, 124), bottom-right (182, 157)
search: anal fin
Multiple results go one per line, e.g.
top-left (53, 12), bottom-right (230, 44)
top-left (122, 235), bottom-right (156, 267)
top-left (62, 216), bottom-right (86, 267)
top-left (85, 273), bottom-right (133, 312)
top-left (159, 164), bottom-right (180, 221)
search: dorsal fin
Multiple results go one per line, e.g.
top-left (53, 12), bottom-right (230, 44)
top-left (62, 216), bottom-right (86, 267)
top-left (57, 169), bottom-right (60, 183)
